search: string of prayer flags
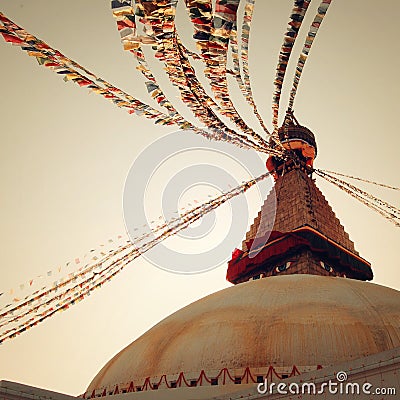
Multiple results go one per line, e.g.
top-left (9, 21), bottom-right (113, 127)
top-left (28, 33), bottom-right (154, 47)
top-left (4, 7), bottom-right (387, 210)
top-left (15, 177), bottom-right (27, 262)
top-left (229, 2), bottom-right (270, 135)
top-left (175, 35), bottom-right (275, 153)
top-left (0, 235), bottom-right (129, 308)
top-left (315, 170), bottom-right (400, 228)
top-left (230, 26), bottom-right (269, 135)
top-left (322, 175), bottom-right (400, 218)
top-left (0, 170), bottom-right (273, 344)
top-left (320, 170), bottom-right (400, 191)
top-left (0, 14), bottom-right (177, 125)
top-left (239, 1), bottom-right (253, 95)
top-left (111, 1), bottom-right (183, 118)
top-left (115, 1), bottom-right (285, 154)
top-left (0, 12), bottom-right (279, 153)
top-left (128, 2), bottom-right (275, 153)
top-left (0, 243), bottom-right (134, 334)
top-left (133, 0), bottom-right (269, 152)
top-left (111, 2), bottom-right (272, 153)
top-left (199, 0), bottom-right (271, 149)
top-left (287, 0), bottom-right (332, 112)
top-left (135, 0), bottom-right (231, 133)
top-left (184, 0), bottom-right (213, 47)
top-left (272, 0), bottom-right (311, 133)
top-left (0, 186), bottom-right (254, 323)
top-left (111, 0), bottom-right (157, 48)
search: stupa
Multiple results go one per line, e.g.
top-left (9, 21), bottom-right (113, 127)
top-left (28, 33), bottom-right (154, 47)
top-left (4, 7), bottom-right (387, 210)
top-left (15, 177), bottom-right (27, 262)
top-left (84, 119), bottom-right (400, 399)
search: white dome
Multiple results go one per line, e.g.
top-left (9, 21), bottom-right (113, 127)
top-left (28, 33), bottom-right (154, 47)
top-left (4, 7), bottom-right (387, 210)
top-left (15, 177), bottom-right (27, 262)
top-left (87, 275), bottom-right (400, 394)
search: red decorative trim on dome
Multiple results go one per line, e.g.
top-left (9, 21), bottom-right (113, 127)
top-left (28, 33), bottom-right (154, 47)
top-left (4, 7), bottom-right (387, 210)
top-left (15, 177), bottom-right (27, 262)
top-left (85, 364), bottom-right (317, 396)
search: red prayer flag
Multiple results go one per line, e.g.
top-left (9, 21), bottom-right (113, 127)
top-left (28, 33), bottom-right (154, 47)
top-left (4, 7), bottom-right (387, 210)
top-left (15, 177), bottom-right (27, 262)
top-left (77, 79), bottom-right (91, 87)
top-left (1, 33), bottom-right (24, 44)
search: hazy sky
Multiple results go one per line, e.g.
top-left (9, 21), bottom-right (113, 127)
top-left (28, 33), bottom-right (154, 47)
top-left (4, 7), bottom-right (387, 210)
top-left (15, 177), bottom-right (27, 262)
top-left (0, 0), bottom-right (399, 396)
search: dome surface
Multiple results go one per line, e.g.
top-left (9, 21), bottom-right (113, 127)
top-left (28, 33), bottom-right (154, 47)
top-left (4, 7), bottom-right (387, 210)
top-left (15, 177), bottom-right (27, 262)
top-left (87, 275), bottom-right (400, 392)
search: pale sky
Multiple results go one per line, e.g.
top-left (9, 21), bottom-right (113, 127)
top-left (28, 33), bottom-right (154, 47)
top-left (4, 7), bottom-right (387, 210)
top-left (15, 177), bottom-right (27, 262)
top-left (0, 0), bottom-right (399, 396)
